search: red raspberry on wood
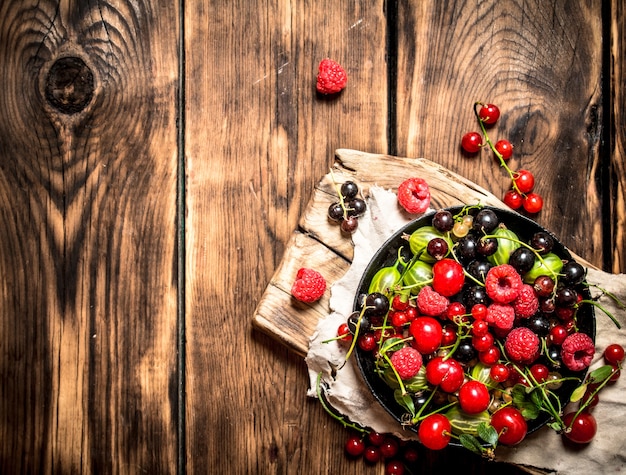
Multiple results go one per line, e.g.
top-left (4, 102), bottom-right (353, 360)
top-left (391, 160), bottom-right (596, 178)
top-left (316, 59), bottom-right (347, 95)
top-left (397, 177), bottom-right (431, 214)
top-left (291, 268), bottom-right (326, 303)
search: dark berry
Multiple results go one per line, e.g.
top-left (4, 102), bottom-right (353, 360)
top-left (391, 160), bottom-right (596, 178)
top-left (432, 210), bottom-right (455, 232)
top-left (364, 292), bottom-right (390, 317)
top-left (455, 340), bottom-right (477, 363)
top-left (347, 198), bottom-right (367, 217)
top-left (476, 237), bottom-right (498, 256)
top-left (509, 247), bottom-right (536, 274)
top-left (341, 181), bottom-right (359, 199)
top-left (328, 202), bottom-right (344, 221)
top-left (455, 235), bottom-right (478, 264)
top-left (561, 261), bottom-right (586, 285)
top-left (530, 231), bottom-right (554, 254)
top-left (464, 285), bottom-right (490, 308)
top-left (467, 260), bottom-right (492, 282)
top-left (525, 314), bottom-right (550, 337)
top-left (427, 237), bottom-right (449, 260)
top-left (534, 275), bottom-right (555, 297)
top-left (556, 287), bottom-right (578, 308)
top-left (341, 216), bottom-right (359, 234)
top-left (473, 209), bottom-right (499, 233)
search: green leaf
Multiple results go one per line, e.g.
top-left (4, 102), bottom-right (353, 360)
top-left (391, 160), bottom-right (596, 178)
top-left (570, 383), bottom-right (587, 403)
top-left (588, 365), bottom-right (613, 384)
top-left (459, 434), bottom-right (484, 455)
top-left (519, 402), bottom-right (540, 420)
top-left (394, 389), bottom-right (416, 417)
top-left (380, 337), bottom-right (404, 355)
top-left (477, 422), bottom-right (498, 446)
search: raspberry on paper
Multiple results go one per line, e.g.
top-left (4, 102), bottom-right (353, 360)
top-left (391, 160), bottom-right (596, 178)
top-left (561, 332), bottom-right (595, 371)
top-left (397, 177), bottom-right (431, 214)
top-left (316, 58), bottom-right (347, 95)
top-left (504, 327), bottom-right (540, 364)
top-left (290, 268), bottom-right (326, 303)
top-left (390, 347), bottom-right (423, 380)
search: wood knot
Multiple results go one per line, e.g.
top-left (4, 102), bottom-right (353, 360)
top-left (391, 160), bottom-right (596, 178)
top-left (45, 57), bottom-right (94, 114)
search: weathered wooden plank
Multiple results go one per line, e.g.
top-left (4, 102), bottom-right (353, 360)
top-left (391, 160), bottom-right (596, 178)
top-left (395, 0), bottom-right (607, 270)
top-left (611, 0), bottom-right (626, 272)
top-left (184, 1), bottom-right (388, 473)
top-left (0, 1), bottom-right (179, 472)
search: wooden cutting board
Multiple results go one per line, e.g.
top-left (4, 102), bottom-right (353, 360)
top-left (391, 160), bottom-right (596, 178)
top-left (251, 148), bottom-right (520, 356)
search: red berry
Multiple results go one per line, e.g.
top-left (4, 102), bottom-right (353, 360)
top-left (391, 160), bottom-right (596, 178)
top-left (368, 431), bottom-right (385, 446)
top-left (458, 380), bottom-right (490, 414)
top-left (432, 258), bottom-right (465, 297)
top-left (418, 414), bottom-right (451, 450)
top-left (409, 317), bottom-right (443, 354)
top-left (490, 363), bottom-right (511, 383)
top-left (478, 345), bottom-right (501, 365)
top-left (472, 332), bottom-right (494, 352)
top-left (446, 301), bottom-right (466, 321)
top-left (291, 268), bottom-right (326, 303)
top-left (494, 139), bottom-right (513, 160)
top-left (562, 411), bottom-right (597, 444)
top-left (390, 346), bottom-right (424, 379)
top-left (441, 324), bottom-right (457, 346)
top-left (478, 103), bottom-right (500, 125)
top-left (504, 327), bottom-right (540, 364)
top-left (357, 333), bottom-right (377, 352)
top-left (345, 434), bottom-right (365, 457)
top-left (471, 303), bottom-right (488, 320)
top-left (425, 356), bottom-right (465, 393)
top-left (490, 407), bottom-right (528, 446)
top-left (417, 286), bottom-right (449, 316)
top-left (514, 169), bottom-right (535, 193)
top-left (529, 363), bottom-right (550, 383)
top-left (561, 332), bottom-right (595, 371)
top-left (549, 324), bottom-right (569, 346)
top-left (337, 323), bottom-right (353, 343)
top-left (397, 177), bottom-right (431, 214)
top-left (485, 264), bottom-right (523, 304)
top-left (604, 343), bottom-right (625, 365)
top-left (461, 132), bottom-right (483, 153)
top-left (316, 58), bottom-right (347, 95)
top-left (522, 192), bottom-right (543, 214)
top-left (392, 294), bottom-right (410, 311)
top-left (471, 319), bottom-right (489, 337)
top-left (503, 189), bottom-right (523, 210)
top-left (385, 460), bottom-right (406, 475)
top-left (380, 436), bottom-right (399, 458)
top-left (363, 445), bottom-right (381, 464)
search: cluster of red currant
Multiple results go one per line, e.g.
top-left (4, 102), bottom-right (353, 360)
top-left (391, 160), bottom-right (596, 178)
top-left (461, 102), bottom-right (543, 214)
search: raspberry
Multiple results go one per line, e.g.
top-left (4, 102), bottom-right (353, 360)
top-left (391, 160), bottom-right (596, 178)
top-left (485, 303), bottom-right (516, 332)
top-left (485, 264), bottom-right (523, 304)
top-left (417, 285), bottom-right (449, 316)
top-left (504, 327), bottom-right (540, 364)
top-left (512, 284), bottom-right (539, 319)
top-left (390, 347), bottom-right (423, 380)
top-left (290, 268), bottom-right (326, 303)
top-left (315, 59), bottom-right (347, 95)
top-left (561, 332), bottom-right (595, 371)
top-left (397, 177), bottom-right (431, 214)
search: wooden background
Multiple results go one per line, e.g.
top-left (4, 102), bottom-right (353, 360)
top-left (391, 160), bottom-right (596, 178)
top-left (0, 1), bottom-right (623, 474)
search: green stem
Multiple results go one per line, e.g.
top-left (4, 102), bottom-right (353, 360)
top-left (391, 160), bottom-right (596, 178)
top-left (316, 372), bottom-right (369, 434)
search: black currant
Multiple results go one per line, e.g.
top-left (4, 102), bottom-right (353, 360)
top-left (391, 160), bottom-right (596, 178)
top-left (531, 231), bottom-right (554, 254)
top-left (463, 285), bottom-right (489, 308)
top-left (347, 198), bottom-right (367, 217)
top-left (328, 202), bottom-right (344, 221)
top-left (341, 216), bottom-right (359, 234)
top-left (556, 287), bottom-right (578, 308)
top-left (561, 260), bottom-right (586, 285)
top-left (473, 209), bottom-right (499, 233)
top-left (525, 314), bottom-right (550, 337)
top-left (467, 260), bottom-right (492, 282)
top-left (427, 238), bottom-right (449, 260)
top-left (454, 341), bottom-right (477, 363)
top-left (364, 292), bottom-right (390, 317)
top-left (509, 247), bottom-right (536, 274)
top-left (432, 210), bottom-right (454, 232)
top-left (476, 237), bottom-right (498, 256)
top-left (455, 234), bottom-right (478, 264)
top-left (340, 181), bottom-right (359, 199)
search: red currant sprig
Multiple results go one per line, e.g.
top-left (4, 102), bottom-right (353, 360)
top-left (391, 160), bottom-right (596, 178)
top-left (460, 102), bottom-right (543, 214)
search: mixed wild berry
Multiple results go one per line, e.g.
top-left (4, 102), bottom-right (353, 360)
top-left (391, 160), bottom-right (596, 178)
top-left (325, 204), bottom-right (623, 464)
top-left (327, 178), bottom-right (367, 234)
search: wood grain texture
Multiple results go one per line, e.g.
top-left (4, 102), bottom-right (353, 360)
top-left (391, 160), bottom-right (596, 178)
top-left (183, 2), bottom-right (389, 474)
top-left (611, 0), bottom-right (626, 273)
top-left (395, 0), bottom-right (612, 271)
top-left (0, 1), bottom-right (179, 472)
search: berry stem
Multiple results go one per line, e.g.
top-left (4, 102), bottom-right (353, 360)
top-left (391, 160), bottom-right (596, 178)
top-left (473, 102), bottom-right (522, 195)
top-left (315, 372), bottom-right (369, 434)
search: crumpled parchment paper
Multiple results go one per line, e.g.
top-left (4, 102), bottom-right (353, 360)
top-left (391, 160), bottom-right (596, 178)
top-left (305, 186), bottom-right (626, 474)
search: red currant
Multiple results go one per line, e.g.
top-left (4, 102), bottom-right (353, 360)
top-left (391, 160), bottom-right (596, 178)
top-left (461, 131), bottom-right (483, 153)
top-left (380, 437), bottom-right (399, 458)
top-left (472, 332), bottom-right (494, 352)
top-left (529, 363), bottom-right (550, 383)
top-left (471, 319), bottom-right (489, 337)
top-left (478, 103), bottom-right (500, 125)
top-left (562, 411), bottom-right (597, 444)
top-left (392, 294), bottom-right (410, 311)
top-left (337, 323), bottom-right (352, 343)
top-left (417, 414), bottom-right (451, 450)
top-left (514, 169), bottom-right (535, 193)
top-left (390, 310), bottom-right (408, 328)
top-left (494, 139), bottom-right (513, 160)
top-left (385, 460), bottom-right (405, 475)
top-left (367, 431), bottom-right (385, 446)
top-left (478, 345), bottom-right (500, 365)
top-left (610, 365), bottom-right (621, 382)
top-left (522, 192), bottom-right (543, 214)
top-left (357, 333), bottom-right (377, 352)
top-left (345, 434), bottom-right (365, 457)
top-left (446, 301), bottom-right (466, 321)
top-left (490, 363), bottom-right (511, 383)
top-left (363, 445), bottom-right (381, 464)
top-left (503, 189), bottom-right (523, 210)
top-left (471, 303), bottom-right (488, 320)
top-left (549, 324), bottom-right (569, 346)
top-left (604, 343), bottom-right (625, 365)
top-left (490, 407), bottom-right (528, 446)
top-left (458, 380), bottom-right (490, 414)
top-left (441, 324), bottom-right (457, 347)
